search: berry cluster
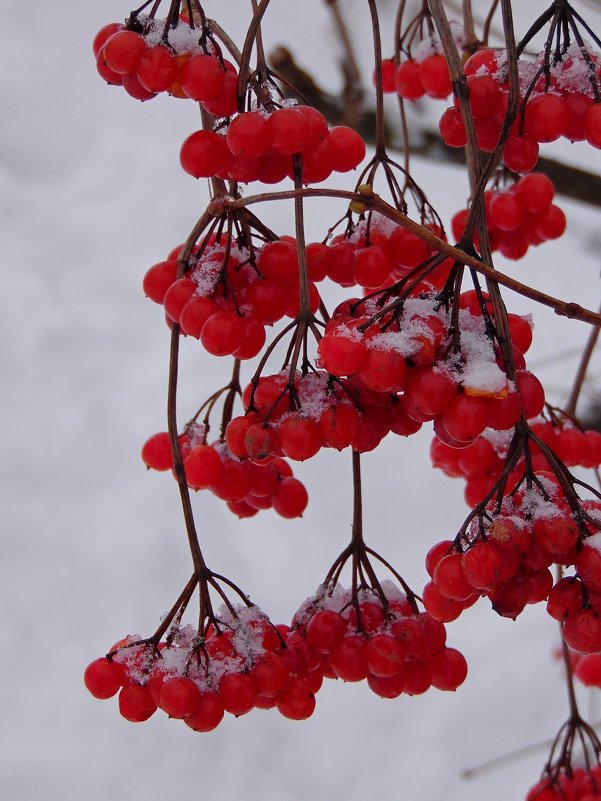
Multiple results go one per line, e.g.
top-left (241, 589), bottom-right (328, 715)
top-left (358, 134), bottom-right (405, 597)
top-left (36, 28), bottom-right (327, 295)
top-left (94, 18), bottom-right (239, 111)
top-left (141, 426), bottom-right (308, 519)
top-left (439, 45), bottom-right (601, 157)
top-left (320, 288), bottom-right (543, 447)
top-left (143, 237), bottom-right (321, 359)
top-left (84, 605), bottom-right (319, 727)
top-left (292, 582), bottom-right (468, 697)
top-left (320, 218), bottom-right (449, 290)
top-left (451, 173), bottom-right (566, 261)
top-left (425, 477), bottom-right (601, 631)
top-left (181, 109), bottom-right (366, 185)
top-left (432, 411), bottom-right (601, 507)
top-left (95, 18), bottom-right (367, 186)
top-left (226, 369), bottom-right (408, 461)
top-left (527, 765), bottom-right (601, 801)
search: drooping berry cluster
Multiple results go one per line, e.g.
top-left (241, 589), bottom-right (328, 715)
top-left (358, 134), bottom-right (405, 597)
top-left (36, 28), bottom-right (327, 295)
top-left (84, 605), bottom-right (320, 727)
top-left (320, 286), bottom-right (543, 447)
top-left (141, 425), bottom-right (308, 519)
top-left (527, 765), bottom-right (601, 801)
top-left (439, 44), bottom-right (601, 156)
top-left (432, 410), bottom-right (601, 507)
top-left (94, 18), bottom-right (239, 110)
top-left (226, 368), bottom-right (420, 463)
top-left (291, 582), bottom-right (468, 697)
top-left (144, 237), bottom-right (321, 359)
top-left (95, 17), bottom-right (367, 186)
top-left (181, 108), bottom-right (366, 185)
top-left (451, 173), bottom-right (566, 261)
top-left (425, 474), bottom-right (601, 634)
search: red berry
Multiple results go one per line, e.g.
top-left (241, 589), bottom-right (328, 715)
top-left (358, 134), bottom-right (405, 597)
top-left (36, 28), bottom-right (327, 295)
top-left (219, 672), bottom-right (257, 716)
top-left (118, 683), bottom-right (157, 722)
top-left (328, 127), bottom-right (366, 172)
top-left (160, 677), bottom-right (201, 719)
top-left (141, 431), bottom-right (173, 471)
top-left (84, 657), bottom-right (125, 699)
top-left (419, 54), bottom-right (452, 99)
top-left (184, 692), bottom-right (225, 732)
top-left (395, 60), bottom-right (424, 100)
top-left (103, 31), bottom-right (147, 75)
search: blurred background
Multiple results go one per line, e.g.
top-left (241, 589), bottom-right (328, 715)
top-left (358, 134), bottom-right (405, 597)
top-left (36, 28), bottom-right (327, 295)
top-left (1, 1), bottom-right (601, 799)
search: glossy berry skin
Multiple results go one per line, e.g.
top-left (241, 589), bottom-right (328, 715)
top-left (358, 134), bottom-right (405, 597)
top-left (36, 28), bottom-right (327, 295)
top-left (184, 692), bottom-right (225, 732)
top-left (306, 610), bottom-right (346, 654)
top-left (102, 31), bottom-right (146, 75)
top-left (159, 677), bottom-right (201, 719)
top-left (429, 647), bottom-right (468, 691)
top-left (364, 634), bottom-right (406, 677)
top-left (141, 432), bottom-right (173, 471)
top-left (180, 131), bottom-right (230, 178)
top-left (84, 657), bottom-right (125, 699)
top-left (118, 683), bottom-right (157, 722)
top-left (275, 679), bottom-right (316, 720)
top-left (330, 636), bottom-right (369, 682)
top-left (219, 673), bottom-right (257, 716)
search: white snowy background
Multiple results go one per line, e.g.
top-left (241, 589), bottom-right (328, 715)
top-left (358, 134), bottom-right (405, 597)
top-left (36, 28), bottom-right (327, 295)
top-left (1, 0), bottom-right (601, 799)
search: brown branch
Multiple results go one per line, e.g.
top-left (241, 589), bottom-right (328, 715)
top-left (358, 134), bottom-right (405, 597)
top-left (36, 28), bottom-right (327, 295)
top-left (215, 187), bottom-right (601, 327)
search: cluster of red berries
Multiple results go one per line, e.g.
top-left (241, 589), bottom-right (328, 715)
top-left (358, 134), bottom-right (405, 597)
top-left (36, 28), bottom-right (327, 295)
top-left (181, 108), bottom-right (366, 185)
top-left (425, 478), bottom-right (601, 628)
top-left (84, 581), bottom-right (467, 728)
top-left (526, 765), bottom-right (601, 801)
top-left (94, 19), bottom-right (239, 111)
top-left (143, 237), bottom-right (321, 359)
top-left (292, 582), bottom-right (468, 697)
top-left (432, 414), bottom-right (601, 507)
top-left (225, 365), bottom-right (431, 463)
top-left (84, 606), bottom-right (319, 728)
top-left (451, 173), bottom-right (566, 261)
top-left (94, 21), bottom-right (366, 184)
top-left (439, 45), bottom-right (601, 156)
top-left (320, 289), bottom-right (543, 446)
top-left (141, 425), bottom-right (308, 519)
top-left (379, 50), bottom-right (454, 102)
top-left (319, 218), bottom-right (450, 291)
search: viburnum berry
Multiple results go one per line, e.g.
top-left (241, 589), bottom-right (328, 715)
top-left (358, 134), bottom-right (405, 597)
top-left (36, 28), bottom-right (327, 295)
top-left (395, 59), bottom-right (424, 100)
top-left (219, 673), bottom-right (257, 716)
top-left (180, 130), bottom-right (231, 178)
top-left (102, 30), bottom-right (147, 75)
top-left (84, 657), bottom-right (125, 699)
top-left (226, 112), bottom-right (270, 158)
top-left (184, 692), bottom-right (225, 732)
top-left (136, 46), bottom-right (178, 93)
top-left (179, 54), bottom-right (226, 101)
top-left (118, 683), bottom-right (157, 722)
top-left (327, 127), bottom-right (366, 172)
top-left (429, 647), bottom-right (468, 691)
top-left (200, 310), bottom-right (243, 356)
top-left (275, 678), bottom-right (316, 720)
top-left (159, 677), bottom-right (201, 719)
top-left (141, 431), bottom-right (173, 471)
top-left (418, 54), bottom-right (452, 99)
top-left (523, 94), bottom-right (569, 143)
top-left (272, 477), bottom-right (309, 518)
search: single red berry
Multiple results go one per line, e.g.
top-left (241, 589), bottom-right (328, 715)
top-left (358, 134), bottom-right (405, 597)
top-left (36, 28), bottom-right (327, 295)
top-left (160, 677), bottom-right (201, 719)
top-left (141, 431), bottom-right (173, 471)
top-left (84, 657), bottom-right (125, 699)
top-left (118, 683), bottom-right (157, 722)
